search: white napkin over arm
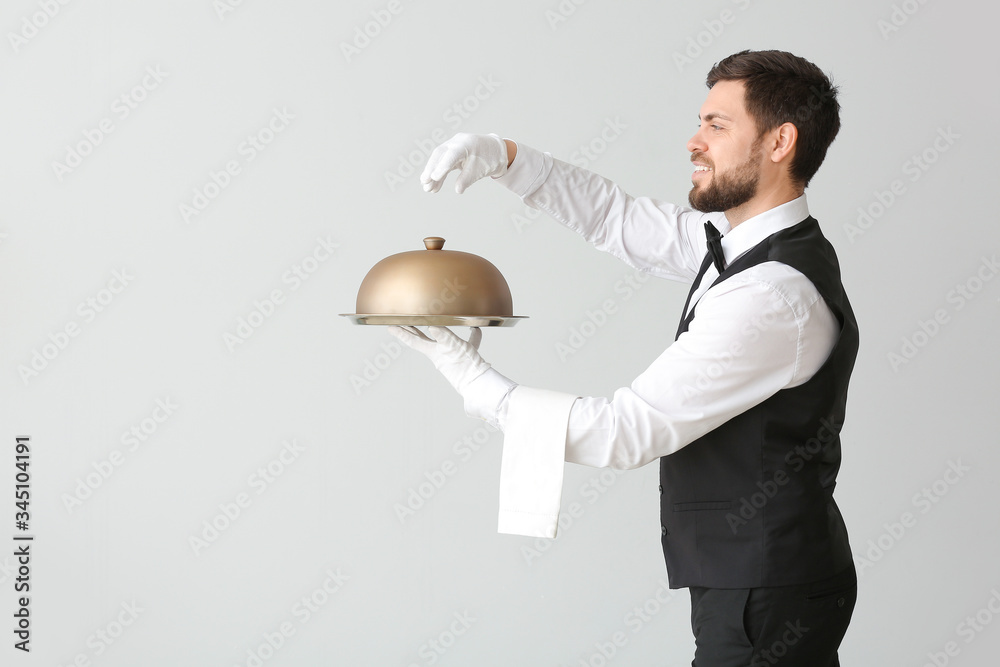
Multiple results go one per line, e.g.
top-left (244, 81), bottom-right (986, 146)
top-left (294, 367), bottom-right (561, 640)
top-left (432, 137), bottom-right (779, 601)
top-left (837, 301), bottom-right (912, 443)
top-left (497, 386), bottom-right (579, 538)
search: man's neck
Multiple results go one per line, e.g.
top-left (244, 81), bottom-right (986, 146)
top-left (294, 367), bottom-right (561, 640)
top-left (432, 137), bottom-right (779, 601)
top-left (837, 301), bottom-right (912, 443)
top-left (726, 183), bottom-right (805, 228)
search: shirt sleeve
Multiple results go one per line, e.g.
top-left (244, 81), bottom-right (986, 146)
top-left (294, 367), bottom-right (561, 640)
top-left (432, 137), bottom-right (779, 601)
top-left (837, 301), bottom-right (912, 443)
top-left (562, 265), bottom-right (837, 469)
top-left (495, 142), bottom-right (711, 283)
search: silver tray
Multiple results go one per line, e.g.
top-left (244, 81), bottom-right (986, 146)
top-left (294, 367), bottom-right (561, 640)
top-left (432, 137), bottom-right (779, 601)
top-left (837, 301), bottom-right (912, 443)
top-left (340, 314), bottom-right (526, 327)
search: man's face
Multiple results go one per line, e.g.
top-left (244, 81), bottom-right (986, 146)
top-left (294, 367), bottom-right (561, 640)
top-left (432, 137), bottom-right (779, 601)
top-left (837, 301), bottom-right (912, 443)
top-left (687, 80), bottom-right (765, 214)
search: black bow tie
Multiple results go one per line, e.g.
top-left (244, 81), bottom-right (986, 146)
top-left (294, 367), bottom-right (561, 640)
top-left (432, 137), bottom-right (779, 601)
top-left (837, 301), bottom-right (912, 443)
top-left (705, 221), bottom-right (726, 273)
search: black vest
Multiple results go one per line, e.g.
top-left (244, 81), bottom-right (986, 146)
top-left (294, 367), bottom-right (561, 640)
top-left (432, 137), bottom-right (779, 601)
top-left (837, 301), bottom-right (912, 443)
top-left (659, 216), bottom-right (858, 589)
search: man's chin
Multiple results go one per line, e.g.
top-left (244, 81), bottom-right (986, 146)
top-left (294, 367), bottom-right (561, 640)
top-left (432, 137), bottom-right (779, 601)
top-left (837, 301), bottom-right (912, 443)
top-left (688, 187), bottom-right (722, 213)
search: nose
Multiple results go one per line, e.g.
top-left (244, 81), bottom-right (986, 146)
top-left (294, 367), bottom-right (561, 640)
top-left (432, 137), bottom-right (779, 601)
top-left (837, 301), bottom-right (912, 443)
top-left (687, 127), bottom-right (707, 155)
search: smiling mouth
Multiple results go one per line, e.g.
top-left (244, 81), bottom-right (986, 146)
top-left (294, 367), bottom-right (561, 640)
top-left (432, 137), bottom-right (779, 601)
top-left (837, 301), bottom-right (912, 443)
top-left (692, 164), bottom-right (713, 183)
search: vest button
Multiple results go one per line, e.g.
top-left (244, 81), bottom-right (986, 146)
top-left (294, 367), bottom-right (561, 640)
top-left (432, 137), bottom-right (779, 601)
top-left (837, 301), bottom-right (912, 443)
top-left (661, 525), bottom-right (667, 536)
top-left (658, 485), bottom-right (663, 493)
top-left (838, 597), bottom-right (845, 608)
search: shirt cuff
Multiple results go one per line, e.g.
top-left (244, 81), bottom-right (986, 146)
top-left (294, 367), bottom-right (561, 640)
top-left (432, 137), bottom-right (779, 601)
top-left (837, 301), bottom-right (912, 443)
top-left (497, 386), bottom-right (579, 538)
top-left (493, 141), bottom-right (552, 198)
top-left (462, 367), bottom-right (516, 428)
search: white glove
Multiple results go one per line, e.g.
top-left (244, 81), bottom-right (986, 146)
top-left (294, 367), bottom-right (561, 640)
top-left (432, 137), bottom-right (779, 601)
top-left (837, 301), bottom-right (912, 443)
top-left (388, 325), bottom-right (516, 426)
top-left (420, 133), bottom-right (508, 194)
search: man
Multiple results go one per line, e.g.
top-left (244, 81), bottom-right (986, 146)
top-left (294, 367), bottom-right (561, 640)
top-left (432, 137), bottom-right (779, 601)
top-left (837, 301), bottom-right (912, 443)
top-left (390, 50), bottom-right (858, 666)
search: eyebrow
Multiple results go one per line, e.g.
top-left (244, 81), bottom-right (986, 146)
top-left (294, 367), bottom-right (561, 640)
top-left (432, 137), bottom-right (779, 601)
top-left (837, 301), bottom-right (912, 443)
top-left (699, 113), bottom-right (733, 122)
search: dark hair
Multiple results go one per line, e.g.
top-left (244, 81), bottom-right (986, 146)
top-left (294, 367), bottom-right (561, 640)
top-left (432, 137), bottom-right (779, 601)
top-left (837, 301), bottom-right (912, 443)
top-left (706, 50), bottom-right (840, 188)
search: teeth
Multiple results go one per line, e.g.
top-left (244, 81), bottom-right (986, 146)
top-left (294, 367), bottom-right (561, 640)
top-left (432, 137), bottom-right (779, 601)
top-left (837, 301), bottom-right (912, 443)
top-left (694, 166), bottom-right (713, 172)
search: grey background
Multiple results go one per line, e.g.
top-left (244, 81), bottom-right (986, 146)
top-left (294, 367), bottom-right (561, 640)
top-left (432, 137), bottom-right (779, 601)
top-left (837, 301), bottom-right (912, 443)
top-left (2, 0), bottom-right (997, 665)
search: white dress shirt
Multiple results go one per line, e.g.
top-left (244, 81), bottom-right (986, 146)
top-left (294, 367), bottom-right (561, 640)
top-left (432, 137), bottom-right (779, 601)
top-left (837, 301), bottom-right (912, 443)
top-left (485, 143), bottom-right (838, 538)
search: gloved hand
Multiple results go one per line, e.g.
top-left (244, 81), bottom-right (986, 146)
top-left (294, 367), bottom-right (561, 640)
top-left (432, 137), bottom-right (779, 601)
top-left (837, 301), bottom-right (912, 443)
top-left (388, 325), bottom-right (516, 426)
top-left (420, 133), bottom-right (509, 194)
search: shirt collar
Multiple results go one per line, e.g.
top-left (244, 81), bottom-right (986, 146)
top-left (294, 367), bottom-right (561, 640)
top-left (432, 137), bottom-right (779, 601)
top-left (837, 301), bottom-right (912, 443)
top-left (717, 194), bottom-right (810, 264)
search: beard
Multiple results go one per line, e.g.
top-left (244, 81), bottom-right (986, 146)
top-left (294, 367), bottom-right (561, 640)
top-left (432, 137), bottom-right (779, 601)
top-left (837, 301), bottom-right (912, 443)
top-left (688, 139), bottom-right (763, 213)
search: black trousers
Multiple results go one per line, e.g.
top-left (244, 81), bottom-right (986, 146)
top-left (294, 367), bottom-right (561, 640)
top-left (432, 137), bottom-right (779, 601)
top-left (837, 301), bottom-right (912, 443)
top-left (688, 564), bottom-right (857, 667)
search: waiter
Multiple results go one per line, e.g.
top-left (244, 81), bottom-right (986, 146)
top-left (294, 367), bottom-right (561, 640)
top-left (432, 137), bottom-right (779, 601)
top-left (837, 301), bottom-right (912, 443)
top-left (390, 49), bottom-right (858, 666)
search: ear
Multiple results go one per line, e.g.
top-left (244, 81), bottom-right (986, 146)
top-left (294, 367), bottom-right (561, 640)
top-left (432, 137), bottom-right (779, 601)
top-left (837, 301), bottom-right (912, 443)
top-left (768, 122), bottom-right (798, 165)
